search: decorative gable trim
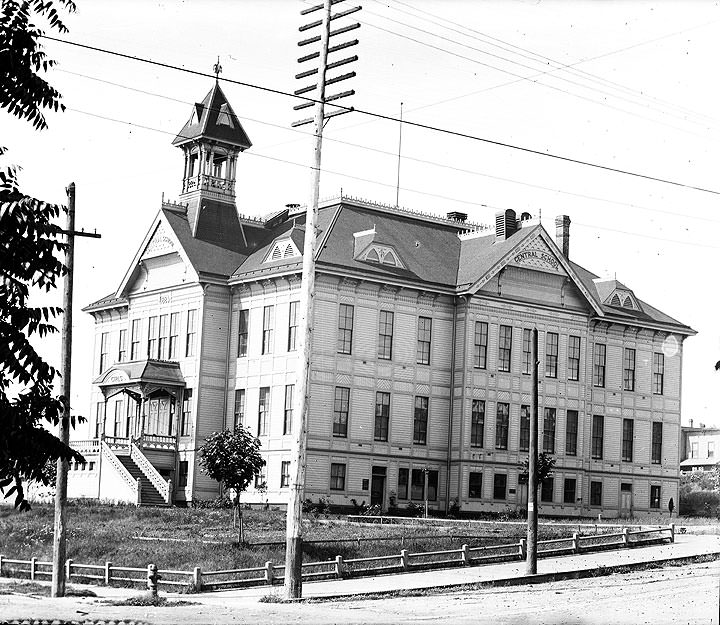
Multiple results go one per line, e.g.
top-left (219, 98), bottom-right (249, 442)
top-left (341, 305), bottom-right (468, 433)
top-left (604, 288), bottom-right (642, 311)
top-left (359, 243), bottom-right (405, 269)
top-left (264, 238), bottom-right (300, 263)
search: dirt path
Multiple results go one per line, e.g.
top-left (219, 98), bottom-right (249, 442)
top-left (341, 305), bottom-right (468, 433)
top-left (1, 561), bottom-right (718, 624)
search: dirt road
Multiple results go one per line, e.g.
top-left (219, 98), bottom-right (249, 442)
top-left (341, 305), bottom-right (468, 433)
top-left (1, 561), bottom-right (718, 624)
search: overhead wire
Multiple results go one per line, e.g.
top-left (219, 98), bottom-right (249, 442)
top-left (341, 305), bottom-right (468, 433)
top-left (57, 67), bottom-right (720, 225)
top-left (41, 35), bottom-right (720, 197)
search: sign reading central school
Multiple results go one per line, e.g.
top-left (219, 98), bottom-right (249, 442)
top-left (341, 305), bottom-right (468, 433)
top-left (513, 249), bottom-right (559, 270)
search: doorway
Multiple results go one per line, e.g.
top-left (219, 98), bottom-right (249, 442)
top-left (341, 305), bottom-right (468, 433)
top-left (371, 466), bottom-right (386, 508)
top-left (620, 483), bottom-right (633, 517)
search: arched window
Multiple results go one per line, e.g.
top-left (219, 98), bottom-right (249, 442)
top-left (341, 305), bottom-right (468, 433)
top-left (610, 294), bottom-right (622, 306)
top-left (366, 248), bottom-right (381, 262)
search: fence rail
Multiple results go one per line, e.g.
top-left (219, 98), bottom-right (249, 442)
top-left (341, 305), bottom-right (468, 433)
top-left (0, 524), bottom-right (675, 593)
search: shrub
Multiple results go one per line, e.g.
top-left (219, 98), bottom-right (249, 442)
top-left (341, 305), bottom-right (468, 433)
top-left (679, 490), bottom-right (720, 517)
top-left (190, 495), bottom-right (233, 509)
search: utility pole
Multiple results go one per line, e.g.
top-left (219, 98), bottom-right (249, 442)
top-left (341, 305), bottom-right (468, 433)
top-left (525, 327), bottom-right (539, 575)
top-left (51, 183), bottom-right (101, 597)
top-left (285, 0), bottom-right (360, 600)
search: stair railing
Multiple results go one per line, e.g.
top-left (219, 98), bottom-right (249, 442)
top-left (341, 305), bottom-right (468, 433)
top-left (130, 441), bottom-right (171, 504)
top-left (100, 440), bottom-right (140, 503)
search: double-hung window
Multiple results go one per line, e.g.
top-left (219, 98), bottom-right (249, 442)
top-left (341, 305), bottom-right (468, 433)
top-left (378, 311), bottom-right (394, 360)
top-left (522, 328), bottom-right (532, 375)
top-left (233, 389), bottom-right (245, 430)
top-left (185, 309), bottom-right (197, 357)
top-left (262, 305), bottom-right (274, 355)
top-left (413, 396), bottom-right (429, 445)
top-left (495, 402), bottom-right (509, 450)
top-left (545, 332), bottom-right (558, 378)
top-left (470, 400), bottom-right (485, 448)
top-left (565, 410), bottom-right (578, 456)
top-left (169, 312), bottom-right (179, 359)
top-left (498, 325), bottom-right (512, 372)
top-left (330, 463), bottom-right (346, 490)
top-left (283, 385), bottom-right (294, 435)
top-left (568, 335), bottom-right (580, 381)
top-left (593, 343), bottom-right (606, 387)
top-left (622, 418), bottom-right (634, 462)
top-left (653, 353), bottom-right (665, 395)
top-left (238, 310), bottom-right (249, 357)
top-left (623, 348), bottom-right (636, 391)
top-left (337, 304), bottom-right (354, 354)
top-left (374, 391), bottom-right (390, 442)
top-left (333, 387), bottom-right (349, 438)
top-left (118, 329), bottom-right (127, 363)
top-left (417, 317), bottom-right (432, 365)
top-left (651, 422), bottom-right (663, 464)
top-left (287, 301), bottom-right (298, 352)
top-left (147, 316), bottom-right (158, 359)
top-left (130, 319), bottom-right (141, 360)
top-left (257, 387), bottom-right (269, 436)
top-left (519, 405), bottom-right (530, 452)
top-left (591, 415), bottom-right (604, 459)
top-left (475, 321), bottom-right (488, 369)
top-left (543, 407), bottom-right (556, 454)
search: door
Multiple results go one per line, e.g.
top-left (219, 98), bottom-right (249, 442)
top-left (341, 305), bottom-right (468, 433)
top-left (620, 483), bottom-right (632, 517)
top-left (371, 466), bottom-right (386, 508)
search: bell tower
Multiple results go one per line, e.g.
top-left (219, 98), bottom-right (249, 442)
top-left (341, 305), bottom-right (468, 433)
top-left (172, 72), bottom-right (252, 236)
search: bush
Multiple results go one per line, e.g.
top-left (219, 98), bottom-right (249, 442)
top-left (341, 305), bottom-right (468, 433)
top-left (679, 490), bottom-right (720, 517)
top-left (190, 495), bottom-right (233, 509)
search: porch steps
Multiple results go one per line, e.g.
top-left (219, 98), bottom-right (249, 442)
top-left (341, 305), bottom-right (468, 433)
top-left (117, 456), bottom-right (167, 507)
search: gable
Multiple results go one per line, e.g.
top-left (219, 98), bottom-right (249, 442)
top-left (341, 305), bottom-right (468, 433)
top-left (507, 233), bottom-right (567, 276)
top-left (141, 222), bottom-right (177, 260)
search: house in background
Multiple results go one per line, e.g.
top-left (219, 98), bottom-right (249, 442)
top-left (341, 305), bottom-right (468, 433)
top-left (680, 421), bottom-right (720, 472)
top-left (67, 81), bottom-right (696, 517)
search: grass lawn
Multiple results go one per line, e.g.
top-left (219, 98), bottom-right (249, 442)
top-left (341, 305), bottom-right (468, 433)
top-left (0, 502), bottom-right (705, 575)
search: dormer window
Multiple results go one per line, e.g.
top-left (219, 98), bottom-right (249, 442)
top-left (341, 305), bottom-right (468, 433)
top-left (606, 289), bottom-right (640, 311)
top-left (360, 244), bottom-right (404, 268)
top-left (265, 239), bottom-right (300, 263)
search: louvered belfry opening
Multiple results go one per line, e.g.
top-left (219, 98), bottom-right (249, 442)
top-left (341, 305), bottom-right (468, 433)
top-left (495, 208), bottom-right (518, 242)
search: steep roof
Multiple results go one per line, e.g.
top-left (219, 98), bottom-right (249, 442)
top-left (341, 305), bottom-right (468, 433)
top-left (172, 82), bottom-right (252, 149)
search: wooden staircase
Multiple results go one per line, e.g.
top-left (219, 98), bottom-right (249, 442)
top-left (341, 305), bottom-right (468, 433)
top-left (117, 455), bottom-right (168, 507)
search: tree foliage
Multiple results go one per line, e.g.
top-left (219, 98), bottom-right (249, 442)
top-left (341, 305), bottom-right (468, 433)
top-left (0, 0), bottom-right (82, 511)
top-left (199, 428), bottom-right (265, 502)
top-left (518, 452), bottom-right (556, 488)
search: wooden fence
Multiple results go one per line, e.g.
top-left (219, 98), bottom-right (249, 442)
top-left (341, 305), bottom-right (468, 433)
top-left (0, 524), bottom-right (674, 593)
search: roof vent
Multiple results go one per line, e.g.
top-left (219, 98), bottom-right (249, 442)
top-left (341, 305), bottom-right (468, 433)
top-left (447, 211), bottom-right (468, 222)
top-left (495, 209), bottom-right (518, 242)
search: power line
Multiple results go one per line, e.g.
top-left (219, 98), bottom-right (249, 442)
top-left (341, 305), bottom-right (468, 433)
top-left (58, 66), bottom-right (720, 225)
top-left (65, 105), bottom-right (720, 250)
top-left (42, 35), bottom-right (720, 196)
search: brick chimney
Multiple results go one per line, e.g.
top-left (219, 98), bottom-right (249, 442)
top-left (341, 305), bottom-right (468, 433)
top-left (555, 215), bottom-right (571, 258)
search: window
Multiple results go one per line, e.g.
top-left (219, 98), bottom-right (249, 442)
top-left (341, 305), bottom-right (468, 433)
top-left (413, 396), bottom-right (429, 445)
top-left (287, 301), bottom-right (298, 351)
top-left (475, 321), bottom-right (489, 369)
top-left (495, 402), bottom-right (509, 450)
top-left (566, 410), bottom-right (578, 456)
top-left (118, 329), bottom-right (127, 363)
top-left (623, 348), bottom-right (636, 391)
top-left (522, 328), bottom-right (532, 375)
top-left (653, 353), bottom-right (664, 395)
top-left (147, 316), bottom-right (158, 358)
top-left (519, 405), bottom-right (530, 452)
top-left (593, 344), bottom-right (606, 387)
top-left (541, 478), bottom-right (554, 503)
top-left (709, 442), bottom-right (715, 459)
top-left (563, 478), bottom-right (576, 504)
top-left (622, 418), bottom-right (634, 462)
top-left (471, 400), bottom-right (485, 448)
top-left (650, 485), bottom-right (661, 509)
top-left (238, 309), bottom-right (249, 357)
top-left (568, 335), bottom-right (580, 381)
top-left (590, 481), bottom-right (602, 506)
top-left (543, 408), bottom-right (556, 454)
top-left (468, 472), bottom-right (483, 499)
top-left (181, 389), bottom-right (192, 436)
top-left (374, 391), bottom-right (390, 442)
top-left (411, 469), bottom-right (425, 500)
top-left (158, 314), bottom-right (169, 360)
top-left (333, 387), bottom-right (349, 437)
top-left (545, 332), bottom-right (558, 378)
top-left (498, 325), bottom-right (512, 372)
top-left (427, 470), bottom-right (438, 501)
top-left (186, 309), bottom-right (197, 357)
top-left (330, 463), bottom-right (346, 490)
top-left (112, 400), bottom-right (123, 437)
top-left (169, 312), bottom-right (179, 359)
top-left (378, 310), bottom-right (394, 360)
top-left (233, 389), bottom-right (245, 430)
top-left (417, 317), bottom-right (432, 365)
top-left (398, 468), bottom-right (409, 499)
top-left (283, 385), bottom-right (294, 435)
top-left (651, 422), bottom-right (662, 464)
top-left (591, 415), bottom-right (604, 459)
top-left (99, 332), bottom-right (109, 373)
top-left (178, 461), bottom-right (189, 487)
top-left (254, 466), bottom-right (266, 489)
top-left (262, 305), bottom-right (274, 355)
top-left (337, 304), bottom-right (354, 354)
top-left (691, 441), bottom-right (699, 459)
top-left (130, 319), bottom-right (141, 360)
top-left (280, 461), bottom-right (291, 488)
top-left (94, 401), bottom-right (104, 438)
top-left (258, 387), bottom-right (269, 436)
top-left (493, 473), bottom-right (507, 500)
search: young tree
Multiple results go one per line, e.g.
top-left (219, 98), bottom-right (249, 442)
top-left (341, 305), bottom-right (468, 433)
top-left (199, 428), bottom-right (265, 543)
top-left (518, 452), bottom-right (557, 487)
top-left (0, 0), bottom-right (83, 510)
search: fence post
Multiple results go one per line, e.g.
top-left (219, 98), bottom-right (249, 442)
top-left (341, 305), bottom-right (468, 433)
top-left (461, 544), bottom-right (470, 566)
top-left (193, 567), bottom-right (203, 592)
top-left (30, 557), bottom-right (37, 581)
top-left (519, 538), bottom-right (527, 559)
top-left (335, 555), bottom-right (345, 579)
top-left (0, 555), bottom-right (3, 577)
top-left (622, 527), bottom-right (629, 547)
top-left (136, 477), bottom-right (142, 506)
top-left (264, 561), bottom-right (274, 585)
top-left (105, 561), bottom-right (112, 585)
top-left (669, 523), bottom-right (675, 543)
top-left (65, 558), bottom-right (73, 582)
top-left (147, 564), bottom-right (159, 597)
top-left (166, 479), bottom-right (172, 504)
top-left (572, 532), bottom-right (579, 554)
top-left (400, 549), bottom-right (409, 571)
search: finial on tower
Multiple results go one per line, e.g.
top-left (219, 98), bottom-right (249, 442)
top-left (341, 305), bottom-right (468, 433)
top-left (213, 56), bottom-right (222, 81)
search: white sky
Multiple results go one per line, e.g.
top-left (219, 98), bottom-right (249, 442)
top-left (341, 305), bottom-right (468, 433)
top-left (4, 0), bottom-right (719, 427)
